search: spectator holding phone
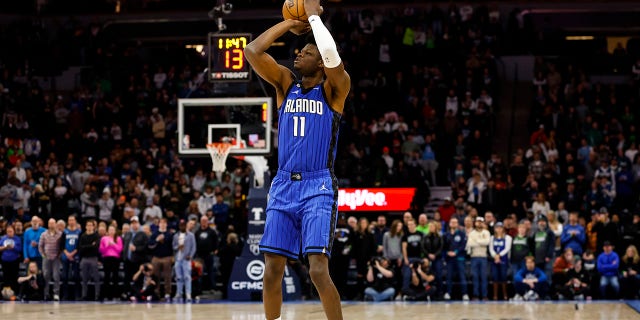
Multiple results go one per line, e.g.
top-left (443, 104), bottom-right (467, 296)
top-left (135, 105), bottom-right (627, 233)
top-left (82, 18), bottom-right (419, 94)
top-left (17, 261), bottom-right (44, 301)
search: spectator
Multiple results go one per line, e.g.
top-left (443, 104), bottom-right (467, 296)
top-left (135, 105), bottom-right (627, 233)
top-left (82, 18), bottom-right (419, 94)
top-left (401, 218), bottom-right (423, 295)
top-left (130, 262), bottom-right (158, 302)
top-left (419, 135), bottom-right (438, 186)
top-left (218, 232), bottom-right (242, 299)
top-left (620, 245), bottom-right (640, 299)
top-left (531, 193), bottom-right (551, 218)
top-left (513, 256), bottom-right (549, 301)
top-left (443, 218), bottom-right (469, 301)
top-left (404, 258), bottom-right (436, 301)
top-left (593, 207), bottom-right (619, 254)
top-left (61, 215), bottom-right (81, 300)
top-left (38, 218), bottom-right (62, 301)
top-left (212, 193), bottom-right (230, 233)
top-left (421, 221), bottom-right (443, 297)
top-left (173, 220), bottom-right (196, 303)
top-left (352, 217), bottom-right (376, 297)
top-left (364, 257), bottom-right (395, 302)
top-left (122, 216), bottom-right (149, 296)
top-left (597, 241), bottom-right (620, 299)
top-left (438, 197), bottom-right (455, 223)
top-left (197, 185), bottom-right (215, 215)
top-left (0, 225), bottom-right (21, 293)
top-left (467, 173), bottom-right (486, 207)
top-left (531, 216), bottom-right (555, 283)
top-left (80, 184), bottom-right (98, 220)
top-left (561, 212), bottom-right (586, 256)
top-left (79, 219), bottom-right (101, 301)
top-left (17, 261), bottom-right (44, 302)
top-left (558, 257), bottom-right (590, 300)
top-left (547, 212), bottom-right (563, 257)
top-left (552, 248), bottom-right (575, 294)
top-left (148, 218), bottom-right (173, 301)
top-left (372, 215), bottom-right (388, 255)
top-left (489, 222), bottom-right (512, 300)
top-left (99, 225), bottom-right (123, 301)
top-left (23, 217), bottom-right (45, 268)
top-left (382, 219), bottom-right (403, 269)
top-left (416, 213), bottom-right (429, 234)
top-left (195, 215), bottom-right (219, 292)
top-left (585, 212), bottom-right (599, 253)
top-left (621, 213), bottom-right (640, 254)
top-left (98, 189), bottom-right (114, 223)
top-left (510, 220), bottom-right (531, 276)
top-left (142, 197), bottom-right (162, 225)
top-left (467, 216), bottom-right (491, 300)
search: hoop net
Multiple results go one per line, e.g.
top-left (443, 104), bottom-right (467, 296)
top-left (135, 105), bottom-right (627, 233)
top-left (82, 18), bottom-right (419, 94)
top-left (206, 138), bottom-right (235, 173)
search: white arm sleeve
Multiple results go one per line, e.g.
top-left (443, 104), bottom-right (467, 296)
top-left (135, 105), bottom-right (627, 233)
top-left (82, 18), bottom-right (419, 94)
top-left (308, 15), bottom-right (342, 68)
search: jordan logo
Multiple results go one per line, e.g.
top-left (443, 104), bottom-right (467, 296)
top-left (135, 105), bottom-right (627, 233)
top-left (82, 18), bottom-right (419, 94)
top-left (320, 182), bottom-right (329, 191)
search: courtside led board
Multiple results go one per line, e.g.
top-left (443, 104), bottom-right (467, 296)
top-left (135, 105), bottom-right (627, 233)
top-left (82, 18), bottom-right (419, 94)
top-left (208, 33), bottom-right (252, 82)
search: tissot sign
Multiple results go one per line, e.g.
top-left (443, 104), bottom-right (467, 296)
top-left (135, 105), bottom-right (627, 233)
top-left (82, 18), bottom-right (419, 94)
top-left (338, 188), bottom-right (416, 211)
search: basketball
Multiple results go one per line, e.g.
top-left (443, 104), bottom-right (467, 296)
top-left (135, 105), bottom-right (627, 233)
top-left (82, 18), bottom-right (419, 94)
top-left (282, 0), bottom-right (307, 21)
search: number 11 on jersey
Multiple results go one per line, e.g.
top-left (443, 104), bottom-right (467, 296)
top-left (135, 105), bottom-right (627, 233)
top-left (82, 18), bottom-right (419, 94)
top-left (293, 116), bottom-right (305, 137)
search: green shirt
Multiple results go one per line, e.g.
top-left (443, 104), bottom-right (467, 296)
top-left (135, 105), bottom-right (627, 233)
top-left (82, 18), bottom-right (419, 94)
top-left (416, 225), bottom-right (430, 235)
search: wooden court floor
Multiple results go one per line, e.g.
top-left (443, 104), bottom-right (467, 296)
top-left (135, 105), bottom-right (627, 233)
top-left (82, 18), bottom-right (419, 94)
top-left (1, 301), bottom-right (638, 320)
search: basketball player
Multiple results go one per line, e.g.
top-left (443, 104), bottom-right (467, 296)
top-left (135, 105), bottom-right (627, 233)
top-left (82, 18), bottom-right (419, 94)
top-left (245, 0), bottom-right (349, 319)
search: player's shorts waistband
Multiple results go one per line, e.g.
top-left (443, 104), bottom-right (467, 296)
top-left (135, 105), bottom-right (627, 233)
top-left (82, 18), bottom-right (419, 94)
top-left (276, 169), bottom-right (332, 181)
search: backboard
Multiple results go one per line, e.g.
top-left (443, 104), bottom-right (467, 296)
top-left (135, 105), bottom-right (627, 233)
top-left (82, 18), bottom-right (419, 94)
top-left (178, 97), bottom-right (273, 156)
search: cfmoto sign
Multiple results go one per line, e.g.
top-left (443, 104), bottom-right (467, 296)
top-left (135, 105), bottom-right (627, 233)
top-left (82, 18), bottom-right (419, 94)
top-left (246, 260), bottom-right (265, 281)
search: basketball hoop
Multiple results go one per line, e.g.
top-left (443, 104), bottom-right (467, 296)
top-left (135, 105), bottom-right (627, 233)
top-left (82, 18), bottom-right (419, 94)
top-left (206, 138), bottom-right (235, 173)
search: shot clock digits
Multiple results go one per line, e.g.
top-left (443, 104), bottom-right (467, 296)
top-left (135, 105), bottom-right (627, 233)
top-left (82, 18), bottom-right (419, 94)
top-left (208, 33), bottom-right (252, 82)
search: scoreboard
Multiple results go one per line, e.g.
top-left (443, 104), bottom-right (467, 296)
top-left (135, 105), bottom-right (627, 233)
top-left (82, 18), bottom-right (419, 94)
top-left (208, 33), bottom-right (252, 82)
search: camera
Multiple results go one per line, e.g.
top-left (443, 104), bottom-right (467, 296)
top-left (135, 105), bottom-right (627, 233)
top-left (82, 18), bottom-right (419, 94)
top-left (369, 257), bottom-right (382, 266)
top-left (143, 264), bottom-right (150, 272)
top-left (222, 2), bottom-right (233, 14)
top-left (412, 261), bottom-right (422, 270)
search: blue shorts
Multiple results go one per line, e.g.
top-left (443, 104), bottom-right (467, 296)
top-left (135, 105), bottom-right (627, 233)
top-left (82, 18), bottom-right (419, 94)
top-left (259, 169), bottom-right (339, 260)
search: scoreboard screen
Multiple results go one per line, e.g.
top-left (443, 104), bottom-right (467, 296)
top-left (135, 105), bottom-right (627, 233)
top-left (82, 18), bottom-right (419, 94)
top-left (208, 33), bottom-right (252, 82)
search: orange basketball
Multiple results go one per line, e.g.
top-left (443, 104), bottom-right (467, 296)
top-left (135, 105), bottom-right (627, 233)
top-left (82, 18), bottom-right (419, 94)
top-left (282, 0), bottom-right (308, 21)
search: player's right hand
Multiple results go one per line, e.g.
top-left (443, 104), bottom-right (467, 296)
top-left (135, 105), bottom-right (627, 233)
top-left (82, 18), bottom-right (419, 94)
top-left (288, 19), bottom-right (310, 35)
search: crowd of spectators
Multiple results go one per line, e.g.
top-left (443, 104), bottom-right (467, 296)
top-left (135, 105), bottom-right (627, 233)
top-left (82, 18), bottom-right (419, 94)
top-left (333, 43), bottom-right (640, 302)
top-left (0, 1), bottom-right (638, 303)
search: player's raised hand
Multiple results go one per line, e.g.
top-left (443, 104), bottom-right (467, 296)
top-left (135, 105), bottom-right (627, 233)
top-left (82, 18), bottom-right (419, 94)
top-left (304, 0), bottom-right (323, 17)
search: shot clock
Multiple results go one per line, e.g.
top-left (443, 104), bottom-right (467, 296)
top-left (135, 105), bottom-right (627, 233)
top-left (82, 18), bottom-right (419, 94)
top-left (208, 33), bottom-right (252, 82)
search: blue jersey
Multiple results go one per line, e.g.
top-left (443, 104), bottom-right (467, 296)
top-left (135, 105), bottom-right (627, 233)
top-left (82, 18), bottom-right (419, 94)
top-left (278, 81), bottom-right (341, 172)
top-left (491, 236), bottom-right (509, 263)
top-left (62, 228), bottom-right (82, 261)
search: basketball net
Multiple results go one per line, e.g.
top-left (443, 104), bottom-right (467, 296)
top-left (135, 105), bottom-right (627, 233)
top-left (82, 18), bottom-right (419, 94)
top-left (206, 137), bottom-right (236, 175)
top-left (207, 138), bottom-right (269, 188)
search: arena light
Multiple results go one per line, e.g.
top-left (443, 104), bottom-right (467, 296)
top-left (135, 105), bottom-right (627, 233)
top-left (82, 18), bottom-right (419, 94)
top-left (565, 36), bottom-right (594, 41)
top-left (185, 44), bottom-right (206, 56)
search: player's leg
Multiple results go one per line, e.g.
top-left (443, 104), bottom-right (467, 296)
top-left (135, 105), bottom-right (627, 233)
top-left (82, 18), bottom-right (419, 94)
top-left (308, 254), bottom-right (343, 320)
top-left (301, 175), bottom-right (342, 320)
top-left (260, 176), bottom-right (301, 320)
top-left (263, 253), bottom-right (287, 320)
